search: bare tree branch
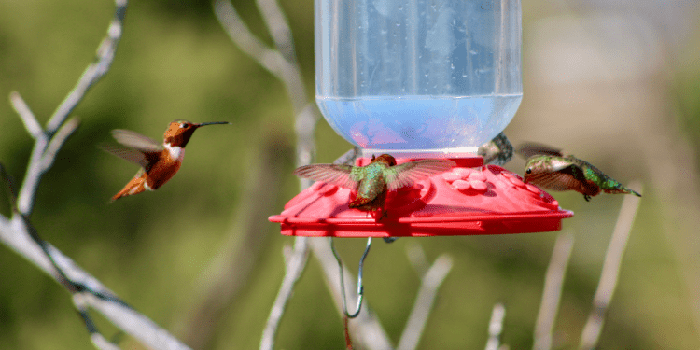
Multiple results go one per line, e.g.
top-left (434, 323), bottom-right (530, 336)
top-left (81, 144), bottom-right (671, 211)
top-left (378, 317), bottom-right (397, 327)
top-left (46, 0), bottom-right (127, 134)
top-left (260, 237), bottom-right (310, 350)
top-left (9, 91), bottom-right (42, 137)
top-left (213, 0), bottom-right (307, 113)
top-left (405, 243), bottom-right (430, 277)
top-left (0, 212), bottom-right (191, 350)
top-left (3, 159), bottom-right (184, 349)
top-left (15, 0), bottom-right (127, 216)
top-left (211, 2), bottom-right (324, 349)
top-left (214, 1), bottom-right (421, 348)
top-left (533, 232), bottom-right (574, 350)
top-left (72, 293), bottom-right (124, 350)
top-left (579, 183), bottom-right (643, 350)
top-left (179, 136), bottom-right (293, 349)
top-left (485, 303), bottom-right (506, 350)
top-left (255, 0), bottom-right (296, 62)
top-left (1, 1), bottom-right (195, 349)
top-left (398, 244), bottom-right (454, 350)
top-left (213, 0), bottom-right (319, 184)
top-left (295, 103), bottom-right (321, 171)
top-left (260, 148), bottom-right (357, 350)
top-left (42, 118), bottom-right (80, 172)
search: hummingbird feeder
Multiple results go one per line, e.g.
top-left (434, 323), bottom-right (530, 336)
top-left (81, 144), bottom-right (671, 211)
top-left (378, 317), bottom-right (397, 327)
top-left (269, 0), bottom-right (572, 318)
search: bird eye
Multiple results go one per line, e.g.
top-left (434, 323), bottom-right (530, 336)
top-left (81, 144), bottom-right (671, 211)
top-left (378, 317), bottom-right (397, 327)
top-left (525, 168), bottom-right (532, 175)
top-left (180, 122), bottom-right (190, 128)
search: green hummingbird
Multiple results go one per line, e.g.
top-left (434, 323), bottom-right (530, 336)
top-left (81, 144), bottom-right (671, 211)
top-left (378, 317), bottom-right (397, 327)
top-left (517, 144), bottom-right (642, 202)
top-left (478, 132), bottom-right (513, 165)
top-left (293, 154), bottom-right (455, 218)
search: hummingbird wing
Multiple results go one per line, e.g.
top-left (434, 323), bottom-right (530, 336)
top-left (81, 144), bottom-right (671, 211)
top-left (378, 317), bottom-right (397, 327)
top-left (101, 144), bottom-right (161, 170)
top-left (293, 163), bottom-right (358, 190)
top-left (527, 169), bottom-right (577, 191)
top-left (104, 130), bottom-right (163, 170)
top-left (516, 143), bottom-right (565, 160)
top-left (384, 159), bottom-right (455, 191)
top-left (528, 160), bottom-right (589, 191)
top-left (111, 130), bottom-right (162, 152)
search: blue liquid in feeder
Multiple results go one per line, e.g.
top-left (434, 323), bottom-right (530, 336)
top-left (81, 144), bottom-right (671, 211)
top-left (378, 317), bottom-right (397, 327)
top-left (316, 0), bottom-right (523, 153)
top-left (318, 94), bottom-right (522, 150)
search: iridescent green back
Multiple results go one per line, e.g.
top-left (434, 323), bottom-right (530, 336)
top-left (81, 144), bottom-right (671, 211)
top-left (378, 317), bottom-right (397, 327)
top-left (569, 156), bottom-right (639, 195)
top-left (353, 162), bottom-right (387, 200)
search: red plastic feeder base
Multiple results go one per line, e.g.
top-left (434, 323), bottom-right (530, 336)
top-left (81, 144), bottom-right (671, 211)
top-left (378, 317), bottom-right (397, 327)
top-left (269, 157), bottom-right (573, 238)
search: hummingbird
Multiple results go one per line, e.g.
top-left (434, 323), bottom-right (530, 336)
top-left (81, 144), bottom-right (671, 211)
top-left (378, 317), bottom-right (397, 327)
top-left (103, 120), bottom-right (230, 202)
top-left (293, 154), bottom-right (455, 218)
top-left (478, 132), bottom-right (513, 165)
top-left (517, 144), bottom-right (642, 202)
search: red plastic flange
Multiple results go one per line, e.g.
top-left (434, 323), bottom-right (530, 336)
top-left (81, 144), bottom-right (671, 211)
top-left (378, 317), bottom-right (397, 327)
top-left (269, 157), bottom-right (573, 238)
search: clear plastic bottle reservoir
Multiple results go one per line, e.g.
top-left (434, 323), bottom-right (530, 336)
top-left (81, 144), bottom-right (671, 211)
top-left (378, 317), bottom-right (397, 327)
top-left (316, 0), bottom-right (523, 155)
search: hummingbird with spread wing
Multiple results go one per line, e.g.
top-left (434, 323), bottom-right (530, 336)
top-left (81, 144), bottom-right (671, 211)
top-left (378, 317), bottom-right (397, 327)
top-left (517, 143), bottom-right (641, 202)
top-left (103, 120), bottom-right (229, 202)
top-left (294, 154), bottom-right (455, 218)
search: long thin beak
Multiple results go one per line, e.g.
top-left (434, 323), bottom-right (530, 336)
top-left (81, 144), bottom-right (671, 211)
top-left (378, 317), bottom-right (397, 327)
top-left (196, 121), bottom-right (231, 127)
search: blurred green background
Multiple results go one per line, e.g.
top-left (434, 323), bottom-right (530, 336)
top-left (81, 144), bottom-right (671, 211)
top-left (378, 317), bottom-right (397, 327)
top-left (1, 0), bottom-right (699, 349)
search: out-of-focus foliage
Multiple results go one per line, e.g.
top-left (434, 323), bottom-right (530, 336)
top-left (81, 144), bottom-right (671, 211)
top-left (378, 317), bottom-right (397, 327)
top-left (0, 0), bottom-right (699, 349)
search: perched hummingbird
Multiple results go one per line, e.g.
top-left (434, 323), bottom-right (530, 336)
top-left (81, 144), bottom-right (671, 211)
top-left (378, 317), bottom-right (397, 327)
top-left (478, 132), bottom-right (513, 165)
top-left (103, 120), bottom-right (230, 202)
top-left (517, 144), bottom-right (641, 202)
top-left (293, 154), bottom-right (455, 218)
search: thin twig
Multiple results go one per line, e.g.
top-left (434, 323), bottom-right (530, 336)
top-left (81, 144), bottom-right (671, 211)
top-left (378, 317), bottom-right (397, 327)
top-left (405, 243), bottom-right (430, 277)
top-left (579, 183), bottom-right (643, 350)
top-left (295, 103), bottom-right (321, 172)
top-left (14, 123), bottom-right (49, 217)
top-left (214, 0), bottom-right (319, 170)
top-left (9, 91), bottom-right (42, 137)
top-left (255, 0), bottom-right (297, 62)
top-left (16, 0), bottom-right (127, 216)
top-left (533, 232), bottom-right (574, 350)
top-left (46, 0), bottom-right (127, 134)
top-left (41, 118), bottom-right (80, 173)
top-left (259, 147), bottom-right (357, 349)
top-left (73, 294), bottom-right (121, 350)
top-left (398, 247), bottom-right (454, 350)
top-left (213, 0), bottom-right (307, 113)
top-left (485, 303), bottom-right (506, 350)
top-left (212, 2), bottom-right (322, 349)
top-left (260, 238), bottom-right (310, 350)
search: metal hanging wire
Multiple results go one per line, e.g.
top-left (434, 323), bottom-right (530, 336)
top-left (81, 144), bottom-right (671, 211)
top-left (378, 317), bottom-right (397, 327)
top-left (329, 236), bottom-right (372, 318)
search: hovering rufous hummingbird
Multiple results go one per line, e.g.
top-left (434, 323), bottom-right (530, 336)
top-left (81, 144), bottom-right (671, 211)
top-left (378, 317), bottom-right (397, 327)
top-left (103, 120), bottom-right (230, 202)
top-left (294, 154), bottom-right (455, 218)
top-left (517, 143), bottom-right (641, 202)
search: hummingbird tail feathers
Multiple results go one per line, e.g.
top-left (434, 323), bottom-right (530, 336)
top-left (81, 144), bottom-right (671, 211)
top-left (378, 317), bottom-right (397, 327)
top-left (349, 197), bottom-right (373, 208)
top-left (110, 175), bottom-right (148, 202)
top-left (603, 188), bottom-right (642, 197)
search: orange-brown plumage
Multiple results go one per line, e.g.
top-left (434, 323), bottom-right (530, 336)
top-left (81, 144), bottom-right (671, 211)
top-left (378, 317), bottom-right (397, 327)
top-left (111, 172), bottom-right (148, 202)
top-left (104, 120), bottom-right (229, 202)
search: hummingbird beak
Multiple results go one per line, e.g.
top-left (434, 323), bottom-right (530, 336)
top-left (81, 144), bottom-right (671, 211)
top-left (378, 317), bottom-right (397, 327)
top-left (195, 121), bottom-right (231, 128)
